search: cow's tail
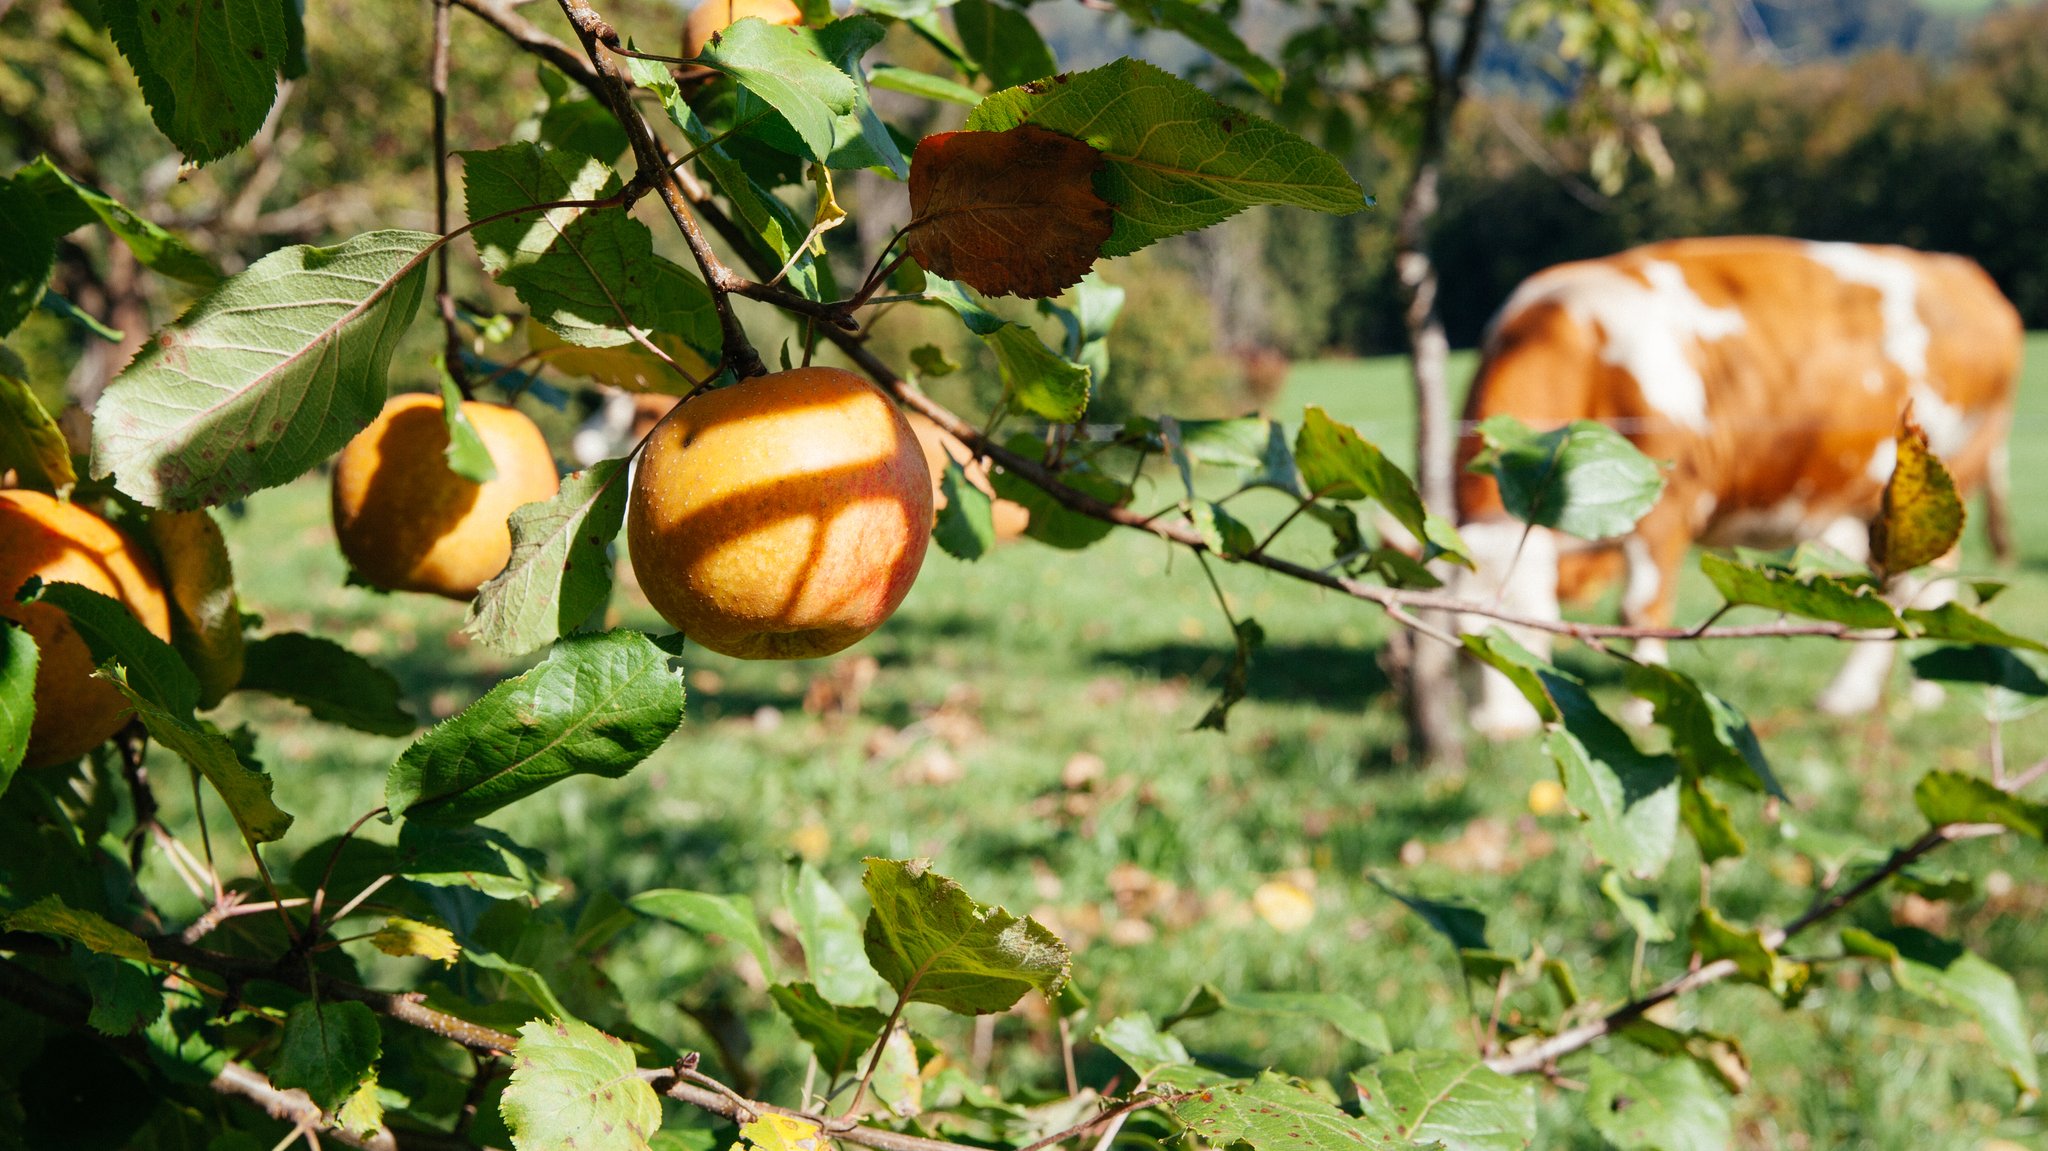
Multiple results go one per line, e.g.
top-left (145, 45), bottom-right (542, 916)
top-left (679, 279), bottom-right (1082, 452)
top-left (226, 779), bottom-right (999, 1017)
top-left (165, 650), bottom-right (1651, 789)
top-left (1985, 439), bottom-right (2015, 564)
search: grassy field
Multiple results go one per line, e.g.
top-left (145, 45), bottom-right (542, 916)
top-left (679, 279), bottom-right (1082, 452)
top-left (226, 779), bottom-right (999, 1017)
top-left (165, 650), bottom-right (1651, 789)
top-left (169, 336), bottom-right (2048, 1148)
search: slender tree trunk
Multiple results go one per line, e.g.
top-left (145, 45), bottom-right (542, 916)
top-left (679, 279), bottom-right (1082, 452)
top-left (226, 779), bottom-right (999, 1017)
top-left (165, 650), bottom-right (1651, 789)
top-left (1388, 0), bottom-right (1490, 770)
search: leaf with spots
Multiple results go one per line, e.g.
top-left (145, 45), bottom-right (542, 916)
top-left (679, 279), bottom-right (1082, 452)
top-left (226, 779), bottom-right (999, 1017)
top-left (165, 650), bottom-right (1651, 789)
top-left (386, 629), bottom-right (684, 825)
top-left (1869, 410), bottom-right (1964, 580)
top-left (466, 458), bottom-right (630, 656)
top-left (1585, 1056), bottom-right (1730, 1151)
top-left (733, 1114), bottom-right (828, 1151)
top-left (101, 0), bottom-right (287, 162)
top-left (861, 857), bottom-right (1071, 1015)
top-left (904, 126), bottom-right (1113, 299)
top-left (1173, 1072), bottom-right (1392, 1151)
top-left (1351, 1050), bottom-right (1535, 1151)
top-left (1699, 553), bottom-right (1901, 631)
top-left (91, 230), bottom-right (433, 510)
top-left (502, 1017), bottom-right (663, 1151)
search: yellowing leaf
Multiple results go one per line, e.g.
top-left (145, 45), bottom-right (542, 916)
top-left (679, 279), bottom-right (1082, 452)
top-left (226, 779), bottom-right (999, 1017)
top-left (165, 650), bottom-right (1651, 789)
top-left (905, 126), bottom-right (1113, 299)
top-left (527, 319), bottom-right (711, 395)
top-left (371, 916), bottom-right (462, 965)
top-left (1, 895), bottom-right (152, 963)
top-left (1870, 410), bottom-right (1964, 579)
top-left (147, 510), bottom-right (245, 709)
top-left (807, 164), bottom-right (846, 253)
top-left (735, 1113), bottom-right (828, 1151)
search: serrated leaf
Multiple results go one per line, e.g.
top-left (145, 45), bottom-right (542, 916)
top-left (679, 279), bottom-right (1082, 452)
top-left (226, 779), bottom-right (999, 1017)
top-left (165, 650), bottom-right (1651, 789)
top-left (105, 665), bottom-right (293, 843)
top-left (1689, 907), bottom-right (1805, 998)
top-left (1841, 926), bottom-right (2038, 1100)
top-left (271, 1001), bottom-right (380, 1112)
top-left (1600, 872), bottom-right (1673, 943)
top-left (923, 277), bottom-right (1090, 420)
top-left (372, 916), bottom-right (462, 965)
top-left (1913, 770), bottom-right (2048, 839)
top-left (147, 510), bottom-right (244, 709)
top-left (1469, 416), bottom-right (1664, 541)
top-left (1902, 602), bottom-right (2048, 655)
top-left (784, 860), bottom-right (884, 1007)
top-left (1174, 1072), bottom-right (1384, 1150)
top-left (386, 629), bottom-right (684, 824)
top-left (629, 889), bottom-right (772, 974)
top-left (1094, 1014), bottom-right (1191, 1079)
top-left (966, 58), bottom-right (1365, 256)
top-left (91, 230), bottom-right (433, 509)
top-left (1109, 0), bottom-right (1280, 99)
top-left (0, 621), bottom-right (36, 791)
top-left (463, 145), bottom-right (718, 358)
top-left (934, 460), bottom-right (996, 560)
top-left (1585, 1056), bottom-right (1730, 1151)
top-left (334, 1075), bottom-right (387, 1140)
top-left (73, 946), bottom-right (164, 1036)
top-left (1195, 616), bottom-right (1263, 732)
top-left (1624, 663), bottom-right (1780, 797)
top-left (238, 632), bottom-right (415, 735)
top-left (0, 177), bottom-right (55, 336)
top-left (466, 458), bottom-right (629, 655)
top-left (36, 581), bottom-right (198, 718)
top-left (101, 0), bottom-right (285, 162)
top-left (438, 373), bottom-right (498, 483)
top-left (1699, 553), bottom-right (1899, 630)
top-left (0, 357), bottom-right (76, 495)
top-left (861, 857), bottom-right (1071, 1014)
top-left (1, 894), bottom-right (151, 962)
top-left (1352, 1050), bottom-right (1535, 1151)
top-left (397, 822), bottom-right (565, 903)
top-left (502, 1017), bottom-right (663, 1151)
top-left (735, 1114), bottom-right (827, 1151)
top-left (1870, 412), bottom-right (1963, 579)
top-left (953, 0), bottom-right (1056, 90)
top-left (698, 18), bottom-right (858, 162)
top-left (905, 127), bottom-right (1112, 299)
top-left (769, 983), bottom-right (888, 1079)
top-left (736, 19), bottom-right (903, 177)
top-left (16, 156), bottom-right (222, 286)
top-left (1295, 407), bottom-right (1430, 546)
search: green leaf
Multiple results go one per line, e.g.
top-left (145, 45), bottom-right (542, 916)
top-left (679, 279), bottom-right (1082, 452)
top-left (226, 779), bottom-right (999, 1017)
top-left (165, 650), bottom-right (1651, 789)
top-left (463, 145), bottom-right (718, 359)
top-left (953, 0), bottom-right (1056, 89)
top-left (698, 18), bottom-right (859, 162)
top-left (101, 0), bottom-right (285, 162)
top-left (387, 630), bottom-right (683, 824)
top-left (1913, 770), bottom-right (2048, 839)
top-left (1109, 0), bottom-right (1280, 98)
top-left (0, 356), bottom-right (75, 496)
top-left (466, 946), bottom-right (575, 1021)
top-left (1902, 602), bottom-right (2048, 655)
top-left (238, 632), bottom-right (416, 736)
top-left (1195, 616), bottom-right (1263, 732)
top-left (501, 1017), bottom-right (664, 1151)
top-left (934, 460), bottom-right (996, 561)
top-left (1599, 872), bottom-right (1673, 944)
top-left (1174, 1072), bottom-right (1383, 1151)
top-left (91, 230), bottom-right (433, 509)
top-left (1615, 1021), bottom-right (1751, 1095)
top-left (988, 431), bottom-right (1129, 549)
top-left (1295, 406), bottom-right (1429, 547)
top-left (1699, 553), bottom-right (1899, 631)
top-left (1094, 1014), bottom-right (1191, 1079)
top-left (1842, 926), bottom-right (2039, 1099)
top-left (37, 582), bottom-right (199, 717)
top-left (438, 373), bottom-right (498, 483)
top-left (1585, 1056), bottom-right (1730, 1151)
top-left (1351, 1050), bottom-right (1535, 1151)
top-left (966, 58), bottom-right (1366, 257)
top-left (768, 983), bottom-right (889, 1078)
top-left (105, 666), bottom-right (293, 844)
top-left (466, 458), bottom-right (629, 655)
top-left (1625, 663), bottom-right (1781, 797)
top-left (1689, 907), bottom-right (1805, 998)
top-left (0, 621), bottom-right (36, 793)
top-left (804, 18), bottom-right (909, 178)
top-left (0, 177), bottom-right (55, 336)
top-left (16, 156), bottom-right (222, 286)
top-left (1678, 776), bottom-right (1746, 863)
top-left (629, 889), bottom-right (772, 974)
top-left (861, 857), bottom-right (1071, 1014)
top-left (271, 1001), bottom-right (380, 1113)
top-left (985, 324), bottom-right (1091, 422)
top-left (1224, 991), bottom-right (1389, 1054)
top-left (1469, 416), bottom-right (1664, 541)
top-left (1910, 645), bottom-right (2048, 696)
top-left (1, 894), bottom-right (151, 962)
top-left (1460, 632), bottom-right (1561, 724)
top-left (1191, 502), bottom-right (1256, 559)
top-left (1370, 876), bottom-right (1491, 953)
top-left (538, 98), bottom-right (631, 166)
top-left (73, 946), bottom-right (164, 1036)
top-left (868, 65), bottom-right (982, 107)
top-left (398, 822), bottom-right (565, 903)
top-left (784, 860), bottom-right (884, 1007)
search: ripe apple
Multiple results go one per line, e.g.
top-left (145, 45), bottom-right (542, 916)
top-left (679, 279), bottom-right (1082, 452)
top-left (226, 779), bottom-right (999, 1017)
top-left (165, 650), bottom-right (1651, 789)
top-left (626, 367), bottom-right (932, 659)
top-left (331, 393), bottom-right (561, 600)
top-left (0, 491), bottom-right (172, 768)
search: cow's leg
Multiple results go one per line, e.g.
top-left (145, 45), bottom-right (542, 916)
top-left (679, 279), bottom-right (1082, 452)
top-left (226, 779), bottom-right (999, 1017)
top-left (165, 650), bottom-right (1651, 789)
top-left (1618, 507), bottom-right (1689, 724)
top-left (1985, 440), bottom-right (2014, 565)
top-left (1815, 515), bottom-right (1897, 716)
top-left (1454, 518), bottom-right (1561, 740)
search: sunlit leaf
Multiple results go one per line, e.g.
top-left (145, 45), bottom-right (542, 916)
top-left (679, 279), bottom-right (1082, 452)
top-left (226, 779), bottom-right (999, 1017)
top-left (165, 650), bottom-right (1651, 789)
top-left (1689, 907), bottom-right (1805, 998)
top-left (698, 17), bottom-right (858, 162)
top-left (1699, 554), bottom-right (1899, 630)
top-left (1094, 1014), bottom-right (1191, 1079)
top-left (1842, 926), bottom-right (2038, 1100)
top-left (466, 458), bottom-right (629, 655)
top-left (1, 894), bottom-right (151, 963)
top-left (1469, 416), bottom-right (1664, 541)
top-left (372, 917), bottom-right (462, 965)
top-left (1913, 770), bottom-right (2048, 840)
top-left (1174, 1072), bottom-right (1385, 1151)
top-left (784, 860), bottom-right (885, 1007)
top-left (0, 621), bottom-right (36, 792)
top-left (105, 665), bottom-right (293, 844)
top-left (1869, 411), bottom-right (1964, 579)
top-left (862, 857), bottom-right (1071, 1014)
top-left (1585, 1056), bottom-right (1730, 1151)
top-left (502, 1017), bottom-right (663, 1151)
top-left (1351, 1050), bottom-right (1535, 1151)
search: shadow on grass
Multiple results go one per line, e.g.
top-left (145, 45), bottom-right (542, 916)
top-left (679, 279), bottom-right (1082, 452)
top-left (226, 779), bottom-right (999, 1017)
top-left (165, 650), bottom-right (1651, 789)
top-left (1091, 641), bottom-right (1394, 710)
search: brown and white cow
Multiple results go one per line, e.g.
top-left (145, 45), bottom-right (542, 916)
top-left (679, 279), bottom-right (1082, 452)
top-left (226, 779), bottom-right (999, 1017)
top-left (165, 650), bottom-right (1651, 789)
top-left (1453, 236), bottom-right (2021, 738)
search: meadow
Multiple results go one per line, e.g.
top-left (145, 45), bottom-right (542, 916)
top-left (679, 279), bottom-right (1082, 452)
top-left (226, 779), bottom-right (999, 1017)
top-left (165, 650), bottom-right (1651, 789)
top-left (165, 336), bottom-right (2048, 1149)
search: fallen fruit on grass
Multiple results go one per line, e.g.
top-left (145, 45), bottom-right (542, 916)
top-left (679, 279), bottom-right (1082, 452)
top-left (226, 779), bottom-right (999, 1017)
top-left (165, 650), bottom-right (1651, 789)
top-left (0, 491), bottom-right (172, 768)
top-left (904, 411), bottom-right (1031, 542)
top-left (1528, 777), bottom-right (1567, 816)
top-left (627, 367), bottom-right (932, 659)
top-left (684, 0), bottom-right (803, 59)
top-left (330, 393), bottom-right (561, 600)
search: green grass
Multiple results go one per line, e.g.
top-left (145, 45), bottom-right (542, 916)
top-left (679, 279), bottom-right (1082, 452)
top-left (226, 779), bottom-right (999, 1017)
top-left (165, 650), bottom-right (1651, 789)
top-left (172, 336), bottom-right (2048, 1148)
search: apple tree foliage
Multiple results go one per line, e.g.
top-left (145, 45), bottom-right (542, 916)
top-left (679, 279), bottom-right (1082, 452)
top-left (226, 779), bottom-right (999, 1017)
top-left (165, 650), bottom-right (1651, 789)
top-left (0, 0), bottom-right (2044, 1147)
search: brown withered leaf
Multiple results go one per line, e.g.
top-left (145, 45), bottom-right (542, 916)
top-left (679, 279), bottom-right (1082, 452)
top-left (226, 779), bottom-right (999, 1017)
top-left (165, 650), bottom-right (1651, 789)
top-left (1869, 407), bottom-right (1965, 581)
top-left (904, 125), bottom-right (1113, 299)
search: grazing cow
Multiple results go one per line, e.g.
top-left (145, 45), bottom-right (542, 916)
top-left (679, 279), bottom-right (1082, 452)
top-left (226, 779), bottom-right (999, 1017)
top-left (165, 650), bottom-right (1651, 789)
top-left (1453, 236), bottom-right (2021, 738)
